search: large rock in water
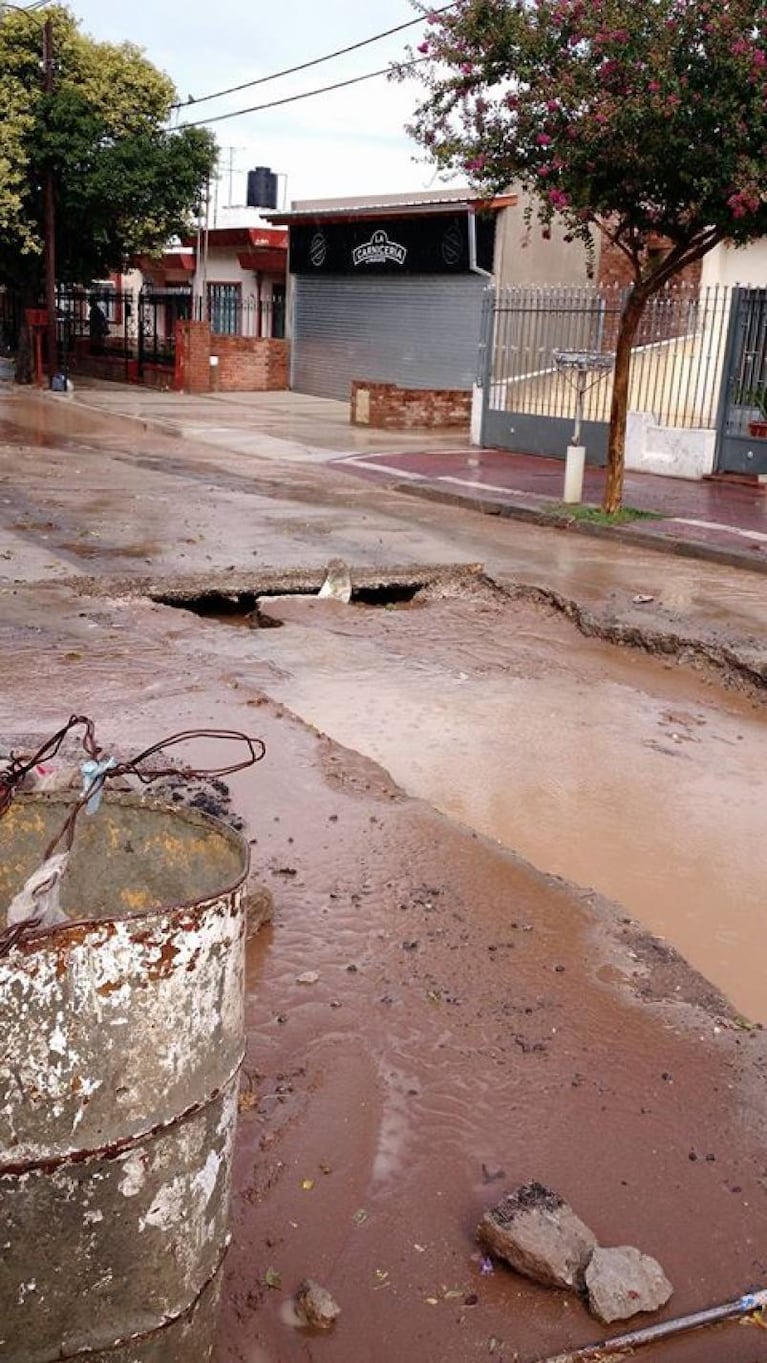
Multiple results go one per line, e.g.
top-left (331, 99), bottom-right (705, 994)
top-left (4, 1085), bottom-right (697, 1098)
top-left (477, 1182), bottom-right (597, 1291)
top-left (585, 1245), bottom-right (673, 1323)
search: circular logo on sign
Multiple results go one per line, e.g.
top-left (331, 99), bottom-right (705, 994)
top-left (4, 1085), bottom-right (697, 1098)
top-left (441, 222), bottom-right (463, 267)
top-left (309, 231), bottom-right (327, 268)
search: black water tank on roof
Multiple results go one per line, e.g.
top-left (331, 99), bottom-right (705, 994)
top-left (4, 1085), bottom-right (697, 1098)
top-left (247, 166), bottom-right (278, 209)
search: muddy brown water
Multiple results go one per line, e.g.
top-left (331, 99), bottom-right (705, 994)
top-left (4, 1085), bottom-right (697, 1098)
top-left (2, 594), bottom-right (766, 1363)
top-left (183, 593), bottom-right (767, 1024)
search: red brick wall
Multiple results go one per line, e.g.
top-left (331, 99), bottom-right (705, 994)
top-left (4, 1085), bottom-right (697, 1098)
top-left (211, 335), bottom-right (289, 392)
top-left (350, 381), bottom-right (471, 430)
top-left (175, 322), bottom-right (289, 393)
top-left (176, 320), bottom-right (211, 394)
top-left (596, 237), bottom-right (703, 293)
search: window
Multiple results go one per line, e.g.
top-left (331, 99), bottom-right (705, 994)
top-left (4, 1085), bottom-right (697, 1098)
top-left (207, 282), bottom-right (241, 335)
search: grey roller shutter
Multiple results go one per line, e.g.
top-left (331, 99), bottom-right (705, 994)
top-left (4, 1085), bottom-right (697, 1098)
top-left (291, 273), bottom-right (487, 400)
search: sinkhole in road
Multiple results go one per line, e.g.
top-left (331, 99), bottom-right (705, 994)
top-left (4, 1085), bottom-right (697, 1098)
top-left (148, 564), bottom-right (469, 626)
top-left (152, 576), bottom-right (767, 1020)
top-left (151, 579), bottom-right (423, 626)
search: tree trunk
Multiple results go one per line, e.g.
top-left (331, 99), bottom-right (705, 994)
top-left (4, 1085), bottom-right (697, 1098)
top-left (14, 284), bottom-right (41, 385)
top-left (602, 288), bottom-right (649, 514)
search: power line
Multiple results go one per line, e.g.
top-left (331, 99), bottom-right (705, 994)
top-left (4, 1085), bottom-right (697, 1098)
top-left (172, 4), bottom-right (453, 111)
top-left (177, 56), bottom-right (428, 130)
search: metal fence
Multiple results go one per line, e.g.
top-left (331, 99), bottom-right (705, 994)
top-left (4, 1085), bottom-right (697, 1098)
top-left (0, 287), bottom-right (21, 353)
top-left (195, 291), bottom-right (285, 340)
top-left (480, 283), bottom-right (733, 432)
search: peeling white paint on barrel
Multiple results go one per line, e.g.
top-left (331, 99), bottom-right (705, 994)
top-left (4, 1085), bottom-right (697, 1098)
top-left (0, 794), bottom-right (249, 1362)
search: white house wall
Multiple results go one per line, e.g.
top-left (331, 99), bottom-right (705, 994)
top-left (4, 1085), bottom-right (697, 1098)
top-left (702, 240), bottom-right (767, 288)
top-left (494, 197), bottom-right (593, 287)
top-left (198, 249), bottom-right (278, 305)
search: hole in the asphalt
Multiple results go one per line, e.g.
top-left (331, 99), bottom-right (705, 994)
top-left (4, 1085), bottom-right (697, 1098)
top-left (151, 580), bottom-right (423, 626)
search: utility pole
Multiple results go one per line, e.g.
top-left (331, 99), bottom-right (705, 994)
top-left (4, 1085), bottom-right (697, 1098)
top-left (42, 17), bottom-right (57, 386)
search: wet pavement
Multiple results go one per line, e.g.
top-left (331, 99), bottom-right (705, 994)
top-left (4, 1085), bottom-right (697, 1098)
top-left (1, 386), bottom-right (767, 1363)
top-left (333, 448), bottom-right (767, 564)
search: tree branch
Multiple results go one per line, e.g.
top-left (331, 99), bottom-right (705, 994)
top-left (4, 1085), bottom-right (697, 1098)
top-left (645, 228), bottom-right (724, 293)
top-left (594, 217), bottom-right (641, 275)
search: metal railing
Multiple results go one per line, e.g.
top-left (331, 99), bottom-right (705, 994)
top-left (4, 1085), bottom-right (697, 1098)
top-left (483, 284), bottom-right (733, 431)
top-left (0, 287), bottom-right (21, 354)
top-left (195, 292), bottom-right (285, 340)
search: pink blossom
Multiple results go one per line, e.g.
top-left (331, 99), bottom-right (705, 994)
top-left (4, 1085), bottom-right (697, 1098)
top-left (648, 80), bottom-right (661, 93)
top-left (460, 62), bottom-right (473, 75)
top-left (537, 132), bottom-right (553, 145)
top-left (465, 154), bottom-right (487, 173)
top-left (549, 188), bottom-right (571, 209)
top-left (728, 189), bottom-right (759, 218)
top-left (417, 41), bottom-right (430, 55)
top-left (538, 164), bottom-right (552, 177)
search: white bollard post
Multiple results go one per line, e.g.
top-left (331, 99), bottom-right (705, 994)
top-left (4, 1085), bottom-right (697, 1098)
top-left (563, 444), bottom-right (586, 504)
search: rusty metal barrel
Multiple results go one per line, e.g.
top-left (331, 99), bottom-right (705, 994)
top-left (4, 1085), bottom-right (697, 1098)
top-left (0, 793), bottom-right (249, 1362)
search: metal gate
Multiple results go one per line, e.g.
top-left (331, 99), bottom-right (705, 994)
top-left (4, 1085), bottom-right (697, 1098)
top-left (479, 285), bottom-right (728, 463)
top-left (715, 287), bottom-right (767, 475)
top-left (291, 274), bottom-right (487, 400)
top-left (479, 286), bottom-right (611, 463)
top-left (56, 286), bottom-right (134, 380)
top-left (138, 285), bottom-right (192, 376)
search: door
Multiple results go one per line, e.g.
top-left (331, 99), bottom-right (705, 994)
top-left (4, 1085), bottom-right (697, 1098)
top-left (715, 287), bottom-right (767, 475)
top-left (291, 274), bottom-right (487, 400)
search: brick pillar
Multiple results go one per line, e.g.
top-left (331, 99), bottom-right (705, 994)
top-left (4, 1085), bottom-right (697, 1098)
top-left (175, 320), bottom-right (212, 394)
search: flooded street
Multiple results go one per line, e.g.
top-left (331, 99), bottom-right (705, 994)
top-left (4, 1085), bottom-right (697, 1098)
top-left (184, 593), bottom-right (767, 1021)
top-left (1, 395), bottom-right (767, 1363)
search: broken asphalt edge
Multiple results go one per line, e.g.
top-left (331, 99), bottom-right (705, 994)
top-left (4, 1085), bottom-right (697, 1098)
top-left (389, 481), bottom-right (767, 579)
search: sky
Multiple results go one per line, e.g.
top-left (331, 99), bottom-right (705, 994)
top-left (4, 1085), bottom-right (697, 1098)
top-left (68, 1), bottom-right (462, 216)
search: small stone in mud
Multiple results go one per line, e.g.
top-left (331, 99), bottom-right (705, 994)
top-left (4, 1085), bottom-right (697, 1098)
top-left (294, 1279), bottom-right (341, 1329)
top-left (585, 1246), bottom-right (673, 1324)
top-left (477, 1183), bottom-right (597, 1291)
top-left (296, 971), bottom-right (319, 986)
top-left (245, 883), bottom-right (274, 937)
top-left (481, 1163), bottom-right (506, 1185)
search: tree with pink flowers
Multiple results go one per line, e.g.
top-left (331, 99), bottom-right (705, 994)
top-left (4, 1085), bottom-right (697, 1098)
top-left (405, 0), bottom-right (767, 510)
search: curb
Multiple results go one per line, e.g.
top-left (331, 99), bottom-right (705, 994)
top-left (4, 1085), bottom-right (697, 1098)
top-left (391, 481), bottom-right (767, 578)
top-left (54, 394), bottom-right (767, 578)
top-left (69, 395), bottom-right (184, 440)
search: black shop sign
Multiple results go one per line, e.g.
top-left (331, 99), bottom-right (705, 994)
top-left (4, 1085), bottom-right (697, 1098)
top-left (290, 212), bottom-right (495, 275)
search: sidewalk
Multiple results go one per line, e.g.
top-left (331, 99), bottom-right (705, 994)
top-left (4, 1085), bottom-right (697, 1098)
top-left (66, 381), bottom-right (767, 573)
top-left (331, 447), bottom-right (767, 574)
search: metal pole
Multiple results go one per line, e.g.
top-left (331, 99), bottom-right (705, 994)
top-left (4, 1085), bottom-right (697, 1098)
top-left (42, 17), bottom-right (57, 387)
top-left (535, 1287), bottom-right (767, 1363)
top-left (201, 179), bottom-right (211, 316)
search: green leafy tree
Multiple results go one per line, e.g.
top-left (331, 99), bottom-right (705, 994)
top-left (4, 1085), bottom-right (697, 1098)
top-left (0, 4), bottom-right (216, 371)
top-left (405, 0), bottom-right (767, 510)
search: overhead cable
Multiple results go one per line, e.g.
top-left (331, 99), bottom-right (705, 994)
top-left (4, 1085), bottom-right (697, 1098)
top-left (172, 4), bottom-right (453, 110)
top-left (177, 57), bottom-right (428, 130)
